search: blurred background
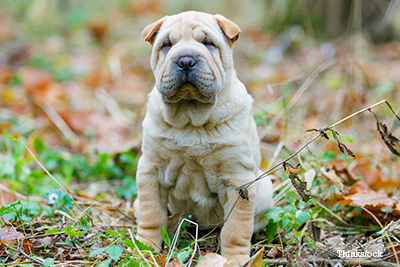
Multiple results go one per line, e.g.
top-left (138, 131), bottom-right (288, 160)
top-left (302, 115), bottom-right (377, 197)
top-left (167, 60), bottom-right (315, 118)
top-left (0, 0), bottom-right (399, 201)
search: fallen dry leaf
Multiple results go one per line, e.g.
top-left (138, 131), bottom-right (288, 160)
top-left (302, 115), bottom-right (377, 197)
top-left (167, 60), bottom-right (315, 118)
top-left (246, 246), bottom-right (264, 267)
top-left (266, 245), bottom-right (283, 258)
top-left (321, 166), bottom-right (344, 190)
top-left (371, 110), bottom-right (400, 157)
top-left (333, 181), bottom-right (400, 217)
top-left (0, 227), bottom-right (24, 244)
top-left (303, 169), bottom-right (316, 190)
top-left (167, 257), bottom-right (185, 267)
top-left (381, 219), bottom-right (400, 235)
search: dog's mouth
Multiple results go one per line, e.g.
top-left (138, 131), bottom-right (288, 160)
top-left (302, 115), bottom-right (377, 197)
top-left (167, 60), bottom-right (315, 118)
top-left (157, 54), bottom-right (221, 104)
top-left (161, 82), bottom-right (217, 104)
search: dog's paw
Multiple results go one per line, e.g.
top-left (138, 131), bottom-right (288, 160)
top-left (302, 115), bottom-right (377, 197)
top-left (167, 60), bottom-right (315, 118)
top-left (224, 255), bottom-right (249, 267)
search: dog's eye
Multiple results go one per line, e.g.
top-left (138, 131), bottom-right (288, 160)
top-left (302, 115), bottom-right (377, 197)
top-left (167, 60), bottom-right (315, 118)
top-left (161, 40), bottom-right (172, 51)
top-left (202, 39), bottom-right (216, 49)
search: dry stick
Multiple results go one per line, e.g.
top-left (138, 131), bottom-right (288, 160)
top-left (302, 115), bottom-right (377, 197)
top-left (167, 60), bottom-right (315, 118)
top-left (315, 200), bottom-right (349, 226)
top-left (260, 59), bottom-right (333, 139)
top-left (14, 139), bottom-right (92, 222)
top-left (34, 96), bottom-right (78, 142)
top-left (0, 239), bottom-right (45, 266)
top-left (238, 99), bottom-right (397, 190)
top-left (127, 229), bottom-right (157, 267)
top-left (165, 218), bottom-right (199, 267)
top-left (361, 207), bottom-right (400, 266)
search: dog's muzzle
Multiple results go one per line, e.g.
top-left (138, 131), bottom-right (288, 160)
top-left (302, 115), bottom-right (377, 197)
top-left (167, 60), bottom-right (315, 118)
top-left (158, 52), bottom-right (219, 104)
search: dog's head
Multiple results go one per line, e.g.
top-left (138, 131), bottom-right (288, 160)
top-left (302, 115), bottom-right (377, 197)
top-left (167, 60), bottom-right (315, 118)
top-left (142, 11), bottom-right (241, 104)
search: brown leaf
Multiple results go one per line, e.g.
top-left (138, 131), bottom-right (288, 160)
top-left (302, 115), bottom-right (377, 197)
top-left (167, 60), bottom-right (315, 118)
top-left (335, 181), bottom-right (400, 217)
top-left (377, 121), bottom-right (400, 157)
top-left (33, 236), bottom-right (57, 248)
top-left (329, 129), bottom-right (355, 158)
top-left (167, 211), bottom-right (185, 235)
top-left (88, 19), bottom-right (109, 42)
top-left (155, 254), bottom-right (166, 266)
top-left (238, 188), bottom-right (249, 201)
top-left (306, 128), bottom-right (329, 139)
top-left (303, 169), bottom-right (316, 190)
top-left (0, 227), bottom-right (24, 245)
top-left (320, 166), bottom-right (344, 190)
top-left (284, 162), bottom-right (312, 202)
top-left (283, 162), bottom-right (300, 174)
top-left (20, 68), bottom-right (52, 95)
top-left (371, 110), bottom-right (400, 157)
top-left (266, 245), bottom-right (283, 258)
top-left (167, 257), bottom-right (186, 267)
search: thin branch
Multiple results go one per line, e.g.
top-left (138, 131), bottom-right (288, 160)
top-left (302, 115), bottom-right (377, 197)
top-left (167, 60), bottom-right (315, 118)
top-left (238, 99), bottom-right (399, 190)
top-left (361, 207), bottom-right (400, 266)
top-left (0, 239), bottom-right (45, 266)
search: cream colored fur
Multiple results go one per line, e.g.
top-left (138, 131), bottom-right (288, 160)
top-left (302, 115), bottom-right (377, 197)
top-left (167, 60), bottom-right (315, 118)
top-left (135, 11), bottom-right (273, 266)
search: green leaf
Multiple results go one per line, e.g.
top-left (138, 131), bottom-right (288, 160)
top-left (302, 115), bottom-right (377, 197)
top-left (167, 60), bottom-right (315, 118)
top-left (106, 244), bottom-right (123, 261)
top-left (161, 226), bottom-right (170, 249)
top-left (177, 249), bottom-right (193, 264)
top-left (124, 238), bottom-right (135, 250)
top-left (45, 228), bottom-right (62, 234)
top-left (294, 210), bottom-right (311, 228)
top-left (119, 230), bottom-right (125, 239)
top-left (95, 258), bottom-right (112, 267)
top-left (89, 247), bottom-right (106, 258)
top-left (43, 258), bottom-right (54, 266)
top-left (134, 237), bottom-right (154, 252)
top-left (280, 217), bottom-right (291, 229)
top-left (124, 237), bottom-right (154, 252)
top-left (105, 229), bottom-right (119, 238)
top-left (64, 225), bottom-right (83, 237)
top-left (267, 214), bottom-right (280, 223)
top-left (266, 220), bottom-right (278, 242)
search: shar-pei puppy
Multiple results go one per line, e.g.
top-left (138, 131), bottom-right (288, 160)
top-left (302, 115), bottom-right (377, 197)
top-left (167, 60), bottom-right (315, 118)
top-left (135, 11), bottom-right (273, 265)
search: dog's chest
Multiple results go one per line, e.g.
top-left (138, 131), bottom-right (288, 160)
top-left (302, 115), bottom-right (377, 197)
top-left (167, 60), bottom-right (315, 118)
top-left (155, 131), bottom-right (229, 205)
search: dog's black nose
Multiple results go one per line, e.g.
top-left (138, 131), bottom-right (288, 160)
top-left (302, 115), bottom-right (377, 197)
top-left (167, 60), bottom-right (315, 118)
top-left (177, 56), bottom-right (197, 72)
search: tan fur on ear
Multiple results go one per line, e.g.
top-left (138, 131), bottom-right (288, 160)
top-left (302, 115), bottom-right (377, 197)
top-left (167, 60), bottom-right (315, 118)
top-left (142, 16), bottom-right (168, 45)
top-left (214, 14), bottom-right (241, 44)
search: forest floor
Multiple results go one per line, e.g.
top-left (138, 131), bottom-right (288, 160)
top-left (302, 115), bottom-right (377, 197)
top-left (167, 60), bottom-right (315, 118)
top-left (1, 1), bottom-right (400, 266)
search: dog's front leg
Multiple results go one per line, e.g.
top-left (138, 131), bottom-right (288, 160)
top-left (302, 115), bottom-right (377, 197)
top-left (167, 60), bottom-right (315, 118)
top-left (136, 156), bottom-right (167, 252)
top-left (220, 179), bottom-right (255, 265)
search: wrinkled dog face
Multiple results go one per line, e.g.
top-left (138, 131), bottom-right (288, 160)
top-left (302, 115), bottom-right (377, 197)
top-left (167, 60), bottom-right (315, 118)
top-left (143, 12), bottom-right (240, 104)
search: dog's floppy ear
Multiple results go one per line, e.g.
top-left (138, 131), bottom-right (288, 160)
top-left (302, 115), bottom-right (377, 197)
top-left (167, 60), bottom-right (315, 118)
top-left (214, 14), bottom-right (241, 45)
top-left (142, 16), bottom-right (168, 45)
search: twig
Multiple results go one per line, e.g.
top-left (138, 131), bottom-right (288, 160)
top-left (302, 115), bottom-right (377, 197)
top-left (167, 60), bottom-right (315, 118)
top-left (315, 200), bottom-right (349, 226)
top-left (127, 229), bottom-right (157, 267)
top-left (165, 218), bottom-right (199, 267)
top-left (115, 206), bottom-right (136, 223)
top-left (0, 239), bottom-right (45, 266)
top-left (34, 96), bottom-right (78, 142)
top-left (260, 59), bottom-right (333, 139)
top-left (361, 207), bottom-right (400, 266)
top-left (238, 99), bottom-right (399, 190)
